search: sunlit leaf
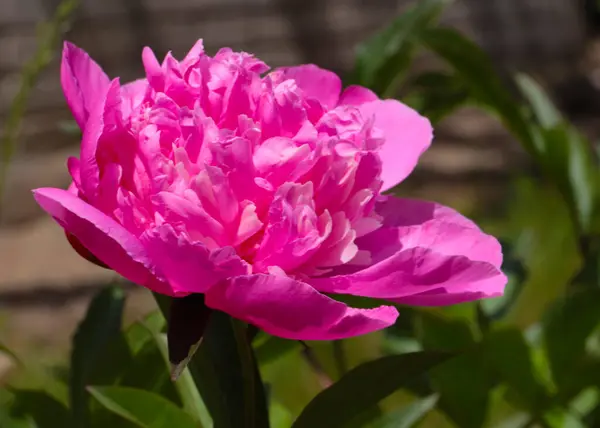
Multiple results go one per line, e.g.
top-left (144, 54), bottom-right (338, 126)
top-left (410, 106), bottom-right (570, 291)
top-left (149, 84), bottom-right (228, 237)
top-left (88, 386), bottom-right (197, 428)
top-left (125, 311), bottom-right (166, 355)
top-left (145, 329), bottom-right (210, 427)
top-left (292, 351), bottom-right (451, 428)
top-left (515, 73), bottom-right (562, 128)
top-left (504, 179), bottom-right (582, 328)
top-left (254, 335), bottom-right (302, 367)
top-left (372, 395), bottom-right (439, 428)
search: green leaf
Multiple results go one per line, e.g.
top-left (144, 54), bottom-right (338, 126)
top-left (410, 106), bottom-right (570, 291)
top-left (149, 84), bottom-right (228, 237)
top-left (88, 386), bottom-right (197, 428)
top-left (420, 27), bottom-right (534, 154)
top-left (565, 129), bottom-right (598, 234)
top-left (0, 409), bottom-right (33, 428)
top-left (149, 330), bottom-right (210, 427)
top-left (261, 350), bottom-right (323, 418)
top-left (543, 288), bottom-right (600, 391)
top-left (153, 293), bottom-right (269, 428)
top-left (515, 73), bottom-right (562, 128)
top-left (404, 72), bottom-right (471, 124)
top-left (505, 179), bottom-right (582, 328)
top-left (125, 311), bottom-right (166, 355)
top-left (291, 351), bottom-right (451, 428)
top-left (513, 75), bottom-right (597, 234)
top-left (70, 285), bottom-right (126, 427)
top-left (372, 395), bottom-right (439, 428)
top-left (8, 389), bottom-right (70, 428)
top-left (188, 312), bottom-right (270, 428)
top-left (254, 335), bottom-right (302, 366)
top-left (117, 339), bottom-right (180, 406)
top-left (483, 328), bottom-right (549, 411)
top-left (352, 0), bottom-right (450, 96)
top-left (414, 311), bottom-right (488, 428)
top-left (531, 124), bottom-right (598, 234)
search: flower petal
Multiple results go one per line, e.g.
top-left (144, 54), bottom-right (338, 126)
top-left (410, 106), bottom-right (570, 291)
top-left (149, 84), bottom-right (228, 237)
top-left (274, 64), bottom-right (342, 110)
top-left (139, 224), bottom-right (250, 294)
top-left (61, 42), bottom-right (110, 129)
top-left (309, 196), bottom-right (506, 306)
top-left (204, 273), bottom-right (398, 340)
top-left (32, 187), bottom-right (174, 295)
top-left (359, 100), bottom-right (433, 191)
top-left (338, 85), bottom-right (378, 106)
top-left (121, 79), bottom-right (148, 119)
top-left (79, 78), bottom-right (124, 199)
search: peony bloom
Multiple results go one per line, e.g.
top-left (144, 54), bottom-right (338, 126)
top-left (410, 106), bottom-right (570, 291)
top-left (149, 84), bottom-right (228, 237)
top-left (33, 40), bottom-right (506, 340)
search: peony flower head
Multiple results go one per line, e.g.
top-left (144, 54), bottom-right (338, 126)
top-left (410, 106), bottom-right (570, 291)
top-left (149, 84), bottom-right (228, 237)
top-left (33, 40), bottom-right (506, 340)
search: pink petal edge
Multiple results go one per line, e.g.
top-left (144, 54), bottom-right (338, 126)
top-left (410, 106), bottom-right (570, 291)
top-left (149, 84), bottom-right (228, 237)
top-left (32, 187), bottom-right (178, 296)
top-left (360, 100), bottom-right (433, 192)
top-left (309, 196), bottom-right (506, 306)
top-left (61, 42), bottom-right (110, 129)
top-left (205, 274), bottom-right (398, 340)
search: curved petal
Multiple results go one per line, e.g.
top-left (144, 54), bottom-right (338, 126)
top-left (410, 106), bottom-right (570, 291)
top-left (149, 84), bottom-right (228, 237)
top-left (338, 85), bottom-right (378, 106)
top-left (61, 42), bottom-right (110, 129)
top-left (79, 78), bottom-right (123, 199)
top-left (32, 187), bottom-right (175, 296)
top-left (309, 196), bottom-right (506, 307)
top-left (121, 79), bottom-right (148, 119)
top-left (139, 224), bottom-right (250, 294)
top-left (359, 100), bottom-right (432, 191)
top-left (205, 274), bottom-right (398, 340)
top-left (274, 65), bottom-right (342, 110)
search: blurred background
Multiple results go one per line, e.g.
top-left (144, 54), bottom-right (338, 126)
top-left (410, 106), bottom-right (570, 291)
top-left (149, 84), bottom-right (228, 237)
top-left (0, 0), bottom-right (599, 397)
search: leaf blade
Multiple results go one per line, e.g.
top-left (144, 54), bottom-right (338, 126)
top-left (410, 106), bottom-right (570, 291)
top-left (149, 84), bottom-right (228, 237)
top-left (352, 0), bottom-right (450, 95)
top-left (70, 285), bottom-right (126, 427)
top-left (88, 386), bottom-right (197, 428)
top-left (291, 351), bottom-right (452, 428)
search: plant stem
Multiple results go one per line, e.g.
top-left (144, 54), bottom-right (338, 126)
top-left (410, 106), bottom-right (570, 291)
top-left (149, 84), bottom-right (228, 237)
top-left (0, 0), bottom-right (79, 205)
top-left (300, 341), bottom-right (333, 389)
top-left (231, 318), bottom-right (257, 428)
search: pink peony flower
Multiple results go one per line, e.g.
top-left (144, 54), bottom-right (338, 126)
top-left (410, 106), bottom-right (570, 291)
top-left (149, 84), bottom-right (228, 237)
top-left (33, 40), bottom-right (506, 340)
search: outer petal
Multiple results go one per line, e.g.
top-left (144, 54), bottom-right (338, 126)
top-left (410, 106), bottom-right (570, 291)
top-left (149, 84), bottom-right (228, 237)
top-left (274, 65), bottom-right (342, 110)
top-left (359, 100), bottom-right (433, 191)
top-left (32, 187), bottom-right (175, 296)
top-left (338, 85), bottom-right (378, 106)
top-left (121, 79), bottom-right (148, 119)
top-left (79, 78), bottom-right (123, 199)
top-left (61, 42), bottom-right (110, 129)
top-left (309, 196), bottom-right (506, 306)
top-left (139, 224), bottom-right (250, 294)
top-left (205, 274), bottom-right (398, 340)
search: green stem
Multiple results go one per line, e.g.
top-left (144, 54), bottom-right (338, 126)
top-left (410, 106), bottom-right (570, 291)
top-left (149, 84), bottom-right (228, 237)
top-left (0, 0), bottom-right (79, 205)
top-left (301, 342), bottom-right (333, 389)
top-left (231, 318), bottom-right (257, 428)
